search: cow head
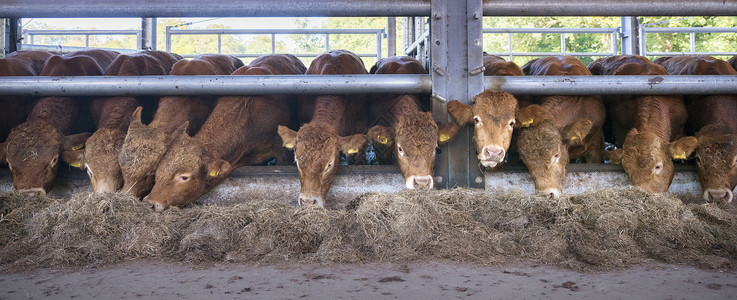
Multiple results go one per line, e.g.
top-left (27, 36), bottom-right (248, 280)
top-left (63, 128), bottom-right (125, 194)
top-left (3, 120), bottom-right (90, 195)
top-left (368, 111), bottom-right (459, 189)
top-left (606, 128), bottom-right (698, 193)
top-left (518, 118), bottom-right (593, 199)
top-left (143, 130), bottom-right (232, 212)
top-left (693, 125), bottom-right (737, 203)
top-left (278, 123), bottom-right (367, 207)
top-left (448, 90), bottom-right (518, 169)
top-left (118, 107), bottom-right (172, 198)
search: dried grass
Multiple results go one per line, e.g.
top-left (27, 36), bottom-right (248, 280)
top-left (1, 188), bottom-right (736, 272)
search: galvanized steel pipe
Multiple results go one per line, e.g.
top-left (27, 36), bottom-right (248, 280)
top-left (1, 75), bottom-right (736, 96)
top-left (4, 0), bottom-right (737, 17)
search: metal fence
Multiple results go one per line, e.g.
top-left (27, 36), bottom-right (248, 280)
top-left (639, 26), bottom-right (737, 57)
top-left (22, 29), bottom-right (142, 50)
top-left (483, 27), bottom-right (619, 60)
top-left (165, 28), bottom-right (385, 60)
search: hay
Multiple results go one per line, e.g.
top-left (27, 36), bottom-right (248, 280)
top-left (1, 188), bottom-right (736, 272)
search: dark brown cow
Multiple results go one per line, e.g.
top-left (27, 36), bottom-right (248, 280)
top-left (447, 54), bottom-right (525, 170)
top-left (589, 55), bottom-right (697, 193)
top-left (366, 56), bottom-right (459, 189)
top-left (1, 49), bottom-right (119, 195)
top-left (278, 50), bottom-right (369, 207)
top-left (118, 54), bottom-right (243, 198)
top-left (515, 56), bottom-right (605, 198)
top-left (143, 54), bottom-right (306, 212)
top-left (0, 51), bottom-right (55, 143)
top-left (62, 51), bottom-right (183, 194)
top-left (656, 55), bottom-right (737, 203)
top-left (728, 55), bottom-right (737, 72)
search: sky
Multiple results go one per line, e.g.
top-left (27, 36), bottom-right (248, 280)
top-left (22, 17), bottom-right (328, 30)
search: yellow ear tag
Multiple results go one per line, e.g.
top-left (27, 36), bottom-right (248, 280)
top-left (377, 136), bottom-right (388, 144)
top-left (209, 170), bottom-right (220, 177)
top-left (70, 161), bottom-right (82, 168)
top-left (347, 148), bottom-right (359, 154)
top-left (439, 134), bottom-right (450, 143)
top-left (570, 136), bottom-right (578, 141)
top-left (673, 151), bottom-right (687, 160)
top-left (521, 118), bottom-right (534, 127)
top-left (284, 142), bottom-right (294, 149)
top-left (72, 144), bottom-right (84, 151)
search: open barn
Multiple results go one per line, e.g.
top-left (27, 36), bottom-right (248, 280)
top-left (1, 0), bottom-right (737, 298)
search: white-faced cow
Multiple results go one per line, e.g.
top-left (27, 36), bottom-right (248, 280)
top-left (278, 50), bottom-right (369, 207)
top-left (656, 55), bottom-right (737, 203)
top-left (588, 55), bottom-right (697, 193)
top-left (1, 49), bottom-right (119, 196)
top-left (515, 56), bottom-right (605, 198)
top-left (61, 51), bottom-right (183, 194)
top-left (143, 54), bottom-right (306, 212)
top-left (366, 56), bottom-right (459, 189)
top-left (118, 54), bottom-right (243, 198)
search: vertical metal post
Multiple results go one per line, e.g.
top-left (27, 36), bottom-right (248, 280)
top-left (376, 30), bottom-right (383, 59)
top-left (639, 23), bottom-right (647, 56)
top-left (560, 33), bottom-right (566, 55)
top-left (271, 33), bottom-right (276, 54)
top-left (416, 16), bottom-right (427, 67)
top-left (689, 32), bottom-right (695, 53)
top-left (1, 19), bottom-right (6, 56)
top-left (8, 18), bottom-right (20, 52)
top-left (387, 17), bottom-right (396, 57)
top-left (507, 32), bottom-right (513, 61)
top-left (431, 0), bottom-right (484, 189)
top-left (85, 34), bottom-right (89, 48)
top-left (217, 34), bottom-right (221, 53)
top-left (141, 18), bottom-right (156, 50)
top-left (165, 27), bottom-right (171, 53)
top-left (621, 16), bottom-right (640, 55)
top-left (325, 33), bottom-right (330, 51)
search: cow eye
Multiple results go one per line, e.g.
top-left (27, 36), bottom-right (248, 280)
top-left (397, 145), bottom-right (405, 156)
top-left (85, 163), bottom-right (94, 177)
top-left (176, 174), bottom-right (191, 183)
top-left (508, 120), bottom-right (516, 127)
top-left (436, 147), bottom-right (442, 155)
top-left (731, 155), bottom-right (737, 167)
top-left (7, 162), bottom-right (12, 171)
top-left (324, 161), bottom-right (333, 173)
top-left (473, 116), bottom-right (481, 125)
top-left (50, 155), bottom-right (59, 167)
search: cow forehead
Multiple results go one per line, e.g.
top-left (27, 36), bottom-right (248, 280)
top-left (158, 139), bottom-right (206, 175)
top-left (472, 93), bottom-right (517, 116)
top-left (518, 122), bottom-right (563, 158)
top-left (5, 121), bottom-right (61, 157)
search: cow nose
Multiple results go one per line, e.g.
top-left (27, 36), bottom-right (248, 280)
top-left (18, 188), bottom-right (46, 197)
top-left (481, 146), bottom-right (505, 163)
top-left (298, 194), bottom-right (324, 207)
top-left (412, 176), bottom-right (433, 189)
top-left (541, 188), bottom-right (561, 199)
top-left (143, 196), bottom-right (167, 212)
top-left (705, 189), bottom-right (733, 203)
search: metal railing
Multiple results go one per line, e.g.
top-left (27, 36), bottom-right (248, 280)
top-left (482, 28), bottom-right (619, 60)
top-left (639, 26), bottom-right (737, 57)
top-left (165, 28), bottom-right (385, 60)
top-left (22, 29), bottom-right (142, 50)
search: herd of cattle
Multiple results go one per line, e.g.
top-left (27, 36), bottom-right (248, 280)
top-left (0, 49), bottom-right (735, 211)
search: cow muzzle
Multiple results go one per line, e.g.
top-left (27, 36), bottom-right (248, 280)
top-left (143, 196), bottom-right (168, 212)
top-left (703, 188), bottom-right (733, 203)
top-left (298, 194), bottom-right (324, 207)
top-left (539, 188), bottom-right (561, 199)
top-left (478, 145), bottom-right (505, 168)
top-left (18, 188), bottom-right (46, 197)
top-left (405, 175), bottom-right (434, 189)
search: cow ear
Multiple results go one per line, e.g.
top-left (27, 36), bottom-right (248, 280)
top-left (131, 106), bottom-right (143, 124)
top-left (167, 121), bottom-right (189, 145)
top-left (605, 149), bottom-right (624, 164)
top-left (61, 132), bottom-right (91, 169)
top-left (669, 136), bottom-right (698, 160)
top-left (338, 134), bottom-right (368, 155)
top-left (368, 125), bottom-right (394, 146)
top-left (517, 104), bottom-right (546, 127)
top-left (447, 100), bottom-right (473, 126)
top-left (562, 118), bottom-right (593, 146)
top-left (206, 158), bottom-right (231, 178)
top-left (278, 125), bottom-right (298, 149)
top-left (438, 122), bottom-right (460, 145)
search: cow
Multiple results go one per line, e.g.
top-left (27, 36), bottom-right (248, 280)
top-left (446, 54), bottom-right (525, 170)
top-left (0, 51), bottom-right (55, 143)
top-left (514, 56), bottom-right (605, 198)
top-left (728, 55), bottom-right (737, 72)
top-left (1, 49), bottom-right (119, 195)
top-left (143, 54), bottom-right (306, 212)
top-left (118, 54), bottom-right (244, 198)
top-left (588, 55), bottom-right (697, 193)
top-left (655, 55), bottom-right (737, 203)
top-left (366, 56), bottom-right (459, 189)
top-left (62, 51), bottom-right (183, 194)
top-left (277, 50), bottom-right (369, 207)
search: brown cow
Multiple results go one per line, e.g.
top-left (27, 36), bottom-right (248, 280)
top-left (118, 54), bottom-right (243, 198)
top-left (728, 55), bottom-right (737, 72)
top-left (1, 49), bottom-right (119, 195)
top-left (143, 54), bottom-right (306, 212)
top-left (366, 56), bottom-right (459, 189)
top-left (278, 50), bottom-right (369, 207)
top-left (589, 55), bottom-right (697, 193)
top-left (0, 51), bottom-right (55, 143)
top-left (656, 55), bottom-right (737, 203)
top-left (62, 51), bottom-right (183, 194)
top-left (514, 56), bottom-right (605, 198)
top-left (447, 54), bottom-right (525, 170)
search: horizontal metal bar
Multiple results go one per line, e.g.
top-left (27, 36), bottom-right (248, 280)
top-left (4, 0), bottom-right (737, 18)
top-left (0, 75), bottom-right (433, 96)
top-left (177, 53), bottom-right (381, 59)
top-left (1, 75), bottom-right (736, 96)
top-left (486, 75), bottom-right (737, 95)
top-left (484, 52), bottom-right (616, 57)
top-left (483, 28), bottom-right (618, 34)
top-left (403, 30), bottom-right (429, 55)
top-left (23, 29), bottom-right (141, 35)
top-left (642, 27), bottom-right (737, 33)
top-left (20, 44), bottom-right (139, 54)
top-left (482, 0), bottom-right (737, 16)
top-left (167, 28), bottom-right (383, 35)
top-left (645, 52), bottom-right (737, 56)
